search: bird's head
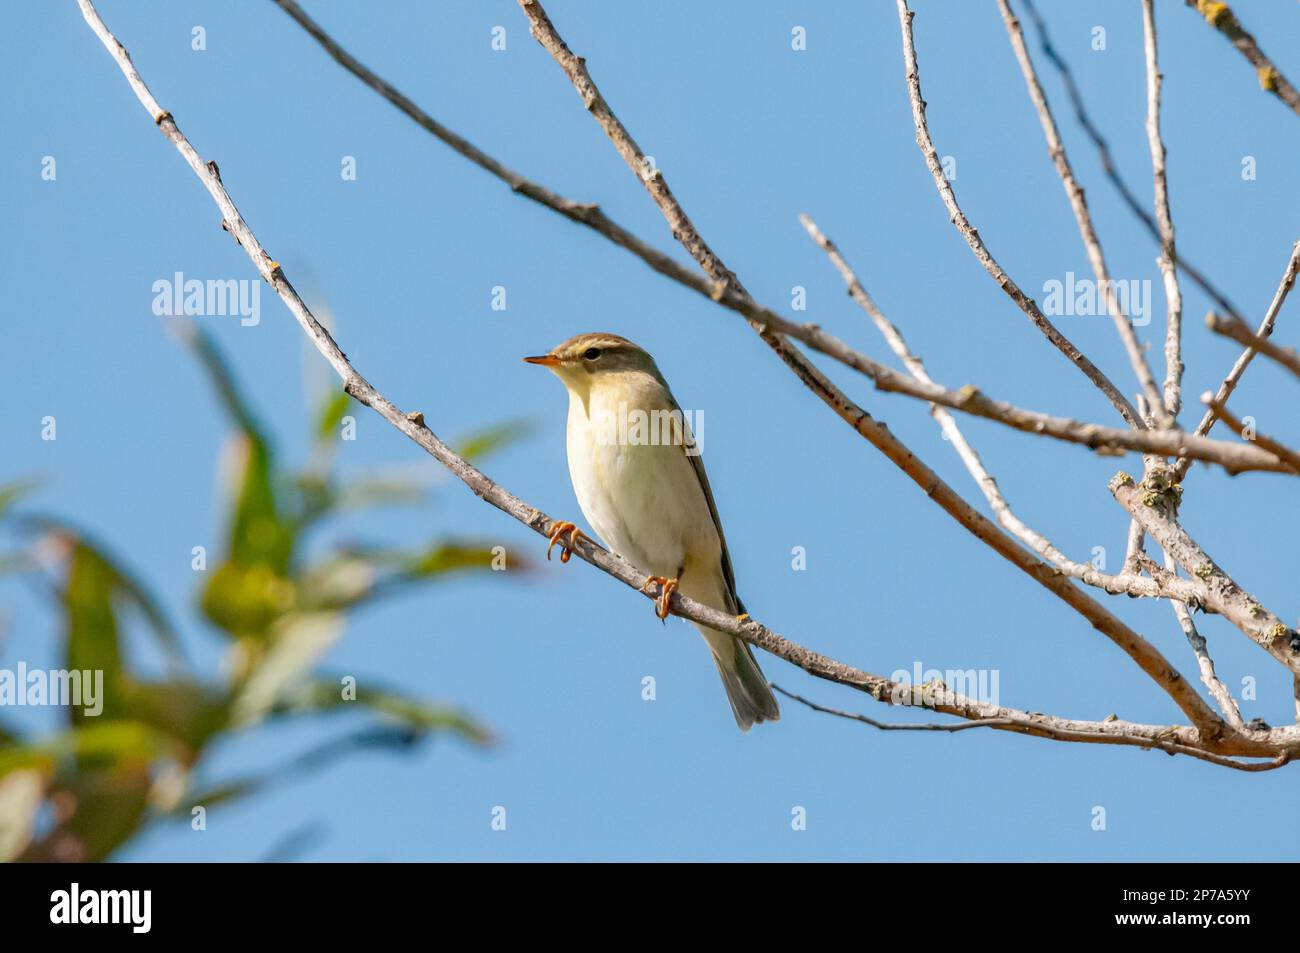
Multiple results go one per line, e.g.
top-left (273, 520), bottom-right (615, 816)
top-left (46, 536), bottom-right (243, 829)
top-left (523, 332), bottom-right (661, 399)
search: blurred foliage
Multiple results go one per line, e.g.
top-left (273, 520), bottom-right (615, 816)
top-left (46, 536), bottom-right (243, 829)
top-left (0, 327), bottom-right (528, 861)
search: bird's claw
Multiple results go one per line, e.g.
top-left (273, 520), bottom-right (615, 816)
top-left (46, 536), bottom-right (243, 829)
top-left (545, 520), bottom-right (587, 563)
top-left (641, 575), bottom-right (679, 623)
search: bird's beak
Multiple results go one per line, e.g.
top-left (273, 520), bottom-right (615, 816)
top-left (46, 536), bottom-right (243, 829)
top-left (523, 354), bottom-right (560, 367)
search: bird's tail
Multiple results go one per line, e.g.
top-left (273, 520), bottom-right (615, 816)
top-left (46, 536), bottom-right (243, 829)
top-left (702, 628), bottom-right (781, 732)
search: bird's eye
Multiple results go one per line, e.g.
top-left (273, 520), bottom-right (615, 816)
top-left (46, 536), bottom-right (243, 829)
top-left (582, 347), bottom-right (602, 361)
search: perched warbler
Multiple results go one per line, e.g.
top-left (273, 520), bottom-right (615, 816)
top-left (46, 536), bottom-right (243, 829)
top-left (524, 332), bottom-right (780, 731)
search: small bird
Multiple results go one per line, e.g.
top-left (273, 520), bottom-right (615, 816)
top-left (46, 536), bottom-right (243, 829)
top-left (524, 332), bottom-right (779, 731)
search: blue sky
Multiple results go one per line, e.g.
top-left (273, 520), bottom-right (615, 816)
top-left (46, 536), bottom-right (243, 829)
top-left (3, 0), bottom-right (1298, 860)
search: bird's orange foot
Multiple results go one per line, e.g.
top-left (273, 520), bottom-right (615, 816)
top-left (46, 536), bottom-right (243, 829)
top-left (640, 575), bottom-right (679, 623)
top-left (545, 520), bottom-right (588, 564)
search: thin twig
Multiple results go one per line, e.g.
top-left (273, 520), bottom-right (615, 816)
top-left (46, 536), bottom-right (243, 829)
top-left (1123, 519), bottom-right (1147, 575)
top-left (1200, 393), bottom-right (1300, 475)
top-left (1161, 551), bottom-right (1244, 730)
top-left (998, 0), bottom-right (1166, 423)
top-left (775, 684), bottom-right (1285, 772)
top-left (1207, 311), bottom-right (1300, 380)
top-left (896, 0), bottom-right (1142, 430)
top-left (859, 364), bottom-right (1292, 475)
top-left (771, 684), bottom-right (1016, 733)
top-left (1019, 0), bottom-right (1245, 324)
top-left (1184, 0), bottom-right (1300, 117)
top-left (1175, 241), bottom-right (1300, 479)
top-left (1141, 0), bottom-right (1185, 419)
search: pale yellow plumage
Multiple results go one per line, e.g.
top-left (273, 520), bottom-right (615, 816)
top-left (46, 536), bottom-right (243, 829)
top-left (525, 333), bottom-right (779, 731)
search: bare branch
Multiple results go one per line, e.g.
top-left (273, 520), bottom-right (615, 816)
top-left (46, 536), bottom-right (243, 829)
top-left (776, 684), bottom-right (1285, 772)
top-left (800, 214), bottom-right (1211, 607)
top-left (1019, 0), bottom-right (1246, 324)
top-left (861, 364), bottom-right (1294, 475)
top-left (1175, 241), bottom-right (1300, 479)
top-left (998, 0), bottom-right (1166, 423)
top-left (1122, 534), bottom-right (1238, 728)
top-left (896, 0), bottom-right (1142, 429)
top-left (1110, 470), bottom-right (1300, 683)
top-left (272, 0), bottom-right (583, 219)
top-left (1141, 0), bottom-right (1185, 419)
top-left (518, 0), bottom-right (740, 295)
top-left (1159, 551), bottom-right (1245, 729)
top-left (771, 684), bottom-right (1016, 734)
top-left (1200, 393), bottom-right (1300, 475)
top-left (1207, 311), bottom-right (1300, 380)
top-left (1184, 0), bottom-right (1300, 117)
top-left (1123, 519), bottom-right (1146, 575)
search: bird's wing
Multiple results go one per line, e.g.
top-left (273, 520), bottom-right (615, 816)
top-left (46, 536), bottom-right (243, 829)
top-left (682, 436), bottom-right (746, 617)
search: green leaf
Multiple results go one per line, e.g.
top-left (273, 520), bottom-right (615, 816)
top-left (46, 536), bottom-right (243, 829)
top-left (402, 541), bottom-right (507, 578)
top-left (314, 390), bottom-right (353, 444)
top-left (117, 679), bottom-right (230, 754)
top-left (171, 721), bottom-right (451, 822)
top-left (30, 763), bottom-right (153, 861)
top-left (337, 541), bottom-right (519, 612)
top-left (0, 720), bottom-right (181, 778)
top-left (291, 471), bottom-right (431, 534)
top-left (168, 777), bottom-right (264, 814)
top-left (453, 419), bottom-right (534, 461)
top-left (203, 432), bottom-right (296, 638)
top-left (188, 324), bottom-right (295, 576)
top-left (187, 324), bottom-right (266, 443)
top-left (294, 556), bottom-right (376, 612)
top-left (228, 436), bottom-right (294, 573)
top-left (320, 474), bottom-right (431, 512)
top-left (230, 612), bottom-right (345, 726)
top-left (3, 721), bottom-right (182, 859)
top-left (292, 540), bottom-right (516, 615)
top-left (62, 542), bottom-right (125, 724)
top-left (201, 560), bottom-right (296, 639)
top-left (278, 676), bottom-right (493, 746)
top-left (32, 523), bottom-right (187, 678)
top-left (111, 567), bottom-right (186, 668)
